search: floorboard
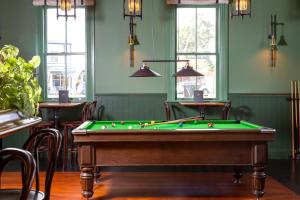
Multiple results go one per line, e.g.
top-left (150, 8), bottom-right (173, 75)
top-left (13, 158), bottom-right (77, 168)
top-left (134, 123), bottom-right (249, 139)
top-left (1, 171), bottom-right (300, 200)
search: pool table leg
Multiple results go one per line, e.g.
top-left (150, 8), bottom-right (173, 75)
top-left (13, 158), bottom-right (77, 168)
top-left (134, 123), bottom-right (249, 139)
top-left (252, 165), bottom-right (266, 199)
top-left (80, 167), bottom-right (94, 198)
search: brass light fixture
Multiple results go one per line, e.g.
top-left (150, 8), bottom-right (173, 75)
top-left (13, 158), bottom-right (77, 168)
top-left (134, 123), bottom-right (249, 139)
top-left (268, 15), bottom-right (287, 67)
top-left (230, 0), bottom-right (251, 18)
top-left (56, 0), bottom-right (83, 20)
top-left (129, 60), bottom-right (204, 77)
top-left (123, 0), bottom-right (143, 67)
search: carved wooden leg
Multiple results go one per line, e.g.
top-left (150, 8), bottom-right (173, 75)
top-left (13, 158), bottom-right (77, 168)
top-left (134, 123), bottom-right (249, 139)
top-left (233, 167), bottom-right (243, 184)
top-left (80, 167), bottom-right (94, 198)
top-left (94, 166), bottom-right (101, 184)
top-left (252, 166), bottom-right (266, 199)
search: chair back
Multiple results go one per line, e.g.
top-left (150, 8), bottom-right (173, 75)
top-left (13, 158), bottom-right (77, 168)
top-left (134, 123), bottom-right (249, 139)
top-left (87, 101), bottom-right (97, 120)
top-left (23, 129), bottom-right (62, 200)
top-left (222, 101), bottom-right (231, 120)
top-left (0, 148), bottom-right (36, 200)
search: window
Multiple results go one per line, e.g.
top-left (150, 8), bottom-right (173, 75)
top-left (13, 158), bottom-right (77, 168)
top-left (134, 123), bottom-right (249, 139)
top-left (176, 7), bottom-right (217, 99)
top-left (45, 8), bottom-right (87, 99)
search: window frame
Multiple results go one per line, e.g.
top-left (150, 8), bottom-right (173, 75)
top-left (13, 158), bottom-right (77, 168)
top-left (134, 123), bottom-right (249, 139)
top-left (168, 4), bottom-right (228, 101)
top-left (40, 6), bottom-right (94, 101)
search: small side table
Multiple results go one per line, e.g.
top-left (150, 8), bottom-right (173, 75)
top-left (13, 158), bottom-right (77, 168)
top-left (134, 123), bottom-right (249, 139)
top-left (179, 101), bottom-right (231, 119)
top-left (39, 102), bottom-right (83, 129)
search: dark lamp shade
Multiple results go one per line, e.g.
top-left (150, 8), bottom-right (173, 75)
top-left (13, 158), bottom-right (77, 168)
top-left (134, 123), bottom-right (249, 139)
top-left (129, 65), bottom-right (162, 77)
top-left (278, 35), bottom-right (287, 46)
top-left (174, 66), bottom-right (204, 77)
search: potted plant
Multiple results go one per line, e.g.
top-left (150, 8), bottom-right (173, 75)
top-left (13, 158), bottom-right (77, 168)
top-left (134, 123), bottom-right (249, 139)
top-left (0, 45), bottom-right (42, 117)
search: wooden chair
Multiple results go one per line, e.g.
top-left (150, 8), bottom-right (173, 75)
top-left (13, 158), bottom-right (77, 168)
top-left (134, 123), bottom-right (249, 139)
top-left (23, 128), bottom-right (62, 200)
top-left (61, 101), bottom-right (97, 167)
top-left (222, 101), bottom-right (231, 120)
top-left (29, 109), bottom-right (55, 159)
top-left (0, 148), bottom-right (36, 200)
top-left (164, 101), bottom-right (171, 120)
top-left (30, 108), bottom-right (55, 134)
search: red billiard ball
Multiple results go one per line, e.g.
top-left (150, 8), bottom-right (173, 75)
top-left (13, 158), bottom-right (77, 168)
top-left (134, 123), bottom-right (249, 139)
top-left (120, 121), bottom-right (125, 125)
top-left (112, 123), bottom-right (116, 127)
top-left (208, 122), bottom-right (214, 128)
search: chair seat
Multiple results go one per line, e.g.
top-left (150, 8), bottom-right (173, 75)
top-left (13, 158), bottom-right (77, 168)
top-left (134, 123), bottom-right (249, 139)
top-left (0, 189), bottom-right (44, 200)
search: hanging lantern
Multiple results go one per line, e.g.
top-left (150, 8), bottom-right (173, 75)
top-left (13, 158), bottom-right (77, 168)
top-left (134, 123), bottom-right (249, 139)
top-left (123, 0), bottom-right (143, 19)
top-left (230, 0), bottom-right (251, 18)
top-left (59, 0), bottom-right (72, 11)
top-left (56, 0), bottom-right (82, 20)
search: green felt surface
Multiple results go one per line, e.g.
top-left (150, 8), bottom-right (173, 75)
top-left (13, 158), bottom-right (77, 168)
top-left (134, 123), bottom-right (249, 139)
top-left (82, 120), bottom-right (262, 131)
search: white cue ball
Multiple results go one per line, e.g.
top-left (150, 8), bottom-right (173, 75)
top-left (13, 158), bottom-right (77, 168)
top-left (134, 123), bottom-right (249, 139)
top-left (101, 125), bottom-right (106, 129)
top-left (128, 126), bottom-right (132, 129)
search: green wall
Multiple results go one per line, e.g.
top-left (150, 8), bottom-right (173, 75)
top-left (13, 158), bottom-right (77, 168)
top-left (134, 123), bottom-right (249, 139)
top-left (2, 0), bottom-right (300, 94)
top-left (229, 0), bottom-right (300, 93)
top-left (0, 0), bottom-right (40, 60)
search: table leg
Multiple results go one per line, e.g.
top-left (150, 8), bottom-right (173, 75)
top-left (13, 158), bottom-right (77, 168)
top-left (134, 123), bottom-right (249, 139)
top-left (80, 167), bottom-right (94, 198)
top-left (199, 107), bottom-right (205, 119)
top-left (252, 165), bottom-right (266, 199)
top-left (53, 108), bottom-right (59, 130)
top-left (233, 167), bottom-right (243, 184)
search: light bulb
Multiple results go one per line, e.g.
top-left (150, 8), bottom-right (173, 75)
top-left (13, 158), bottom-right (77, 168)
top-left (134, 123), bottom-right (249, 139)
top-left (236, 0), bottom-right (248, 11)
top-left (128, 0), bottom-right (140, 13)
top-left (60, 0), bottom-right (72, 11)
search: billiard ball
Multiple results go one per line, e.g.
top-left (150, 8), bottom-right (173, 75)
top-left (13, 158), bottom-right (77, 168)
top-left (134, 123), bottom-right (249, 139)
top-left (145, 123), bottom-right (148, 126)
top-left (121, 121), bottom-right (125, 125)
top-left (101, 125), bottom-right (106, 129)
top-left (111, 123), bottom-right (116, 127)
top-left (128, 126), bottom-right (132, 129)
top-left (150, 120), bottom-right (155, 125)
top-left (139, 121), bottom-right (143, 125)
top-left (208, 122), bottom-right (214, 128)
top-left (178, 122), bottom-right (184, 127)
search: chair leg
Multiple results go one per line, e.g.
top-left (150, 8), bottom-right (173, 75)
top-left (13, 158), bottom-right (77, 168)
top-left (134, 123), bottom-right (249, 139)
top-left (64, 126), bottom-right (69, 169)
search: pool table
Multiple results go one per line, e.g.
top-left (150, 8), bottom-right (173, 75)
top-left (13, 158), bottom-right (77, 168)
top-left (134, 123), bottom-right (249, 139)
top-left (72, 120), bottom-right (275, 199)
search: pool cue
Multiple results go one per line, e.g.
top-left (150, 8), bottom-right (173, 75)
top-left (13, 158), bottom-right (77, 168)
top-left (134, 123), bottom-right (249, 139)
top-left (291, 81), bottom-right (295, 159)
top-left (296, 80), bottom-right (300, 156)
top-left (295, 81), bottom-right (298, 156)
top-left (144, 116), bottom-right (203, 127)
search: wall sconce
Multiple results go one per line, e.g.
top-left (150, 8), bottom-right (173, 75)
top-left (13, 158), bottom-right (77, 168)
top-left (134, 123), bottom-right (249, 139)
top-left (56, 0), bottom-right (83, 20)
top-left (268, 15), bottom-right (287, 67)
top-left (123, 0), bottom-right (143, 67)
top-left (129, 60), bottom-right (204, 77)
top-left (230, 0), bottom-right (251, 18)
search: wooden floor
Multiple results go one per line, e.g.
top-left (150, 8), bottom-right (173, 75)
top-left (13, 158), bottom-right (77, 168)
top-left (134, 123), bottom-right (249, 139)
top-left (1, 171), bottom-right (300, 200)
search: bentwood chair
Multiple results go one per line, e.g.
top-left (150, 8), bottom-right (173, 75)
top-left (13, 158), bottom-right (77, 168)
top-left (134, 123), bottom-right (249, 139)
top-left (61, 101), bottom-right (97, 167)
top-left (23, 129), bottom-right (62, 200)
top-left (0, 148), bottom-right (36, 200)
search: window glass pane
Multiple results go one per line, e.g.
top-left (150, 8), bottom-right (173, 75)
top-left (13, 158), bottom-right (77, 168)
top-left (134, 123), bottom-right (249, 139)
top-left (177, 8), bottom-right (196, 53)
top-left (176, 55), bottom-right (198, 99)
top-left (196, 55), bottom-right (216, 98)
top-left (197, 8), bottom-right (216, 53)
top-left (66, 9), bottom-right (86, 53)
top-left (176, 55), bottom-right (216, 99)
top-left (47, 9), bottom-right (66, 53)
top-left (47, 55), bottom-right (66, 98)
top-left (66, 55), bottom-right (86, 98)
